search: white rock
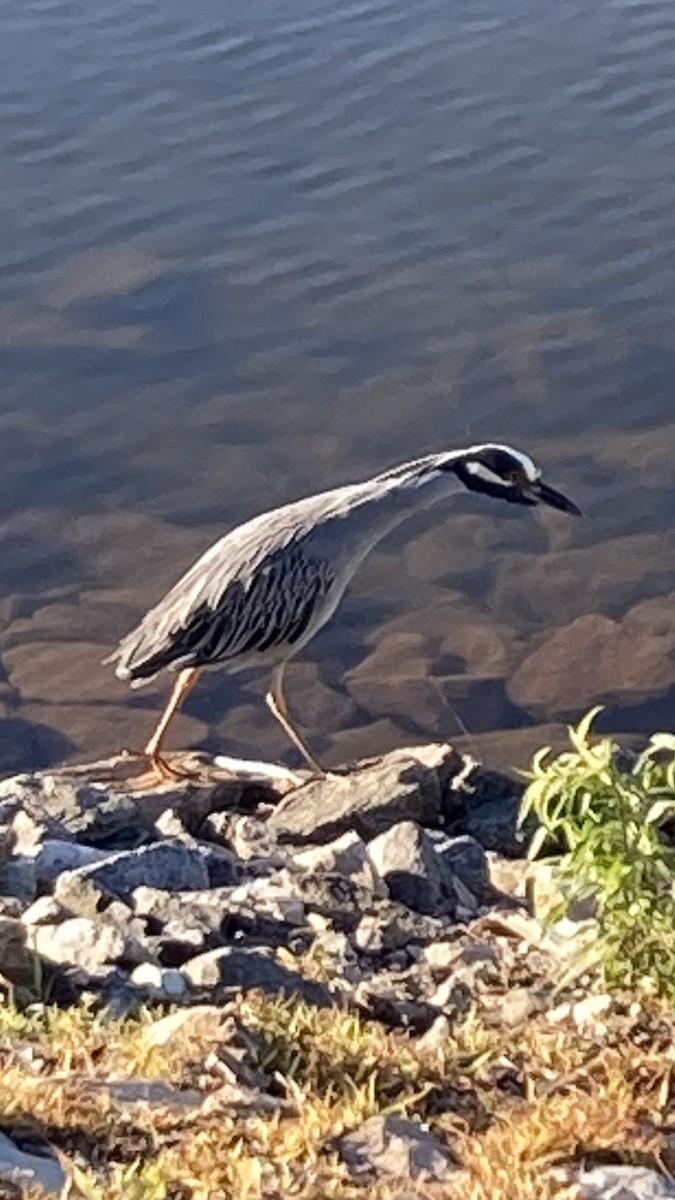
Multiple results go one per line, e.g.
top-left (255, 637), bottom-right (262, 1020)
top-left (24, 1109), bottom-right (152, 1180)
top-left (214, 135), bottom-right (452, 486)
top-left (578, 1164), bottom-right (675, 1198)
top-left (141, 1006), bottom-right (226, 1048)
top-left (30, 917), bottom-right (125, 973)
top-left (422, 942), bottom-right (456, 975)
top-left (130, 963), bottom-right (187, 997)
top-left (21, 897), bottom-right (65, 926)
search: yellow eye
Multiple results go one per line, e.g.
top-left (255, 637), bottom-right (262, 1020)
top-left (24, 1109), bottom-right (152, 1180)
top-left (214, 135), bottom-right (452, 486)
top-left (506, 469), bottom-right (525, 484)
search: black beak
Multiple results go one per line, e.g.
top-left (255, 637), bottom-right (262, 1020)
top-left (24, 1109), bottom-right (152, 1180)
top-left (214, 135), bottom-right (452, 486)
top-left (528, 480), bottom-right (581, 516)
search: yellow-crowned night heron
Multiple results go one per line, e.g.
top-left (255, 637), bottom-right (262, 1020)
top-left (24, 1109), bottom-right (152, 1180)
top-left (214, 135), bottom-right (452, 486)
top-left (107, 443), bottom-right (580, 778)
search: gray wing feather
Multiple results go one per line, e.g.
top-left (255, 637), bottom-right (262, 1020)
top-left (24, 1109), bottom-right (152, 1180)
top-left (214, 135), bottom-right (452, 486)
top-left (109, 510), bottom-right (336, 681)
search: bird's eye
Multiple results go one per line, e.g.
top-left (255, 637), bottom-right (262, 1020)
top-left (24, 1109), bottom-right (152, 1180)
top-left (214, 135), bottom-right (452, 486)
top-left (505, 470), bottom-right (525, 484)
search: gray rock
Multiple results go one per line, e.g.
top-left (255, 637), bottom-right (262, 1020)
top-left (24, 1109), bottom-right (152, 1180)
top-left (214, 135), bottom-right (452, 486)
top-left (158, 921), bottom-right (208, 965)
top-left (0, 825), bottom-right (15, 868)
top-left (578, 1165), bottom-right (675, 1199)
top-left (0, 771), bottom-right (146, 846)
top-left (354, 966), bottom-right (440, 1032)
top-left (80, 1075), bottom-right (203, 1113)
top-left (0, 754), bottom-right (289, 848)
top-left (0, 858), bottom-right (37, 905)
top-left (56, 842), bottom-right (214, 904)
top-left (294, 831), bottom-right (385, 894)
top-left (455, 794), bottom-right (527, 857)
top-left (31, 838), bottom-right (109, 882)
top-left (208, 813), bottom-right (283, 864)
top-left (481, 985), bottom-right (543, 1028)
top-left (0, 917), bottom-right (38, 988)
top-left (338, 1114), bottom-right (454, 1180)
top-left (269, 744), bottom-right (464, 844)
top-left (292, 873), bottom-right (375, 934)
top-left (368, 822), bottom-right (455, 916)
top-left (182, 947), bottom-right (332, 1006)
top-left (352, 904), bottom-right (448, 956)
top-left (0, 1129), bottom-right (66, 1196)
top-left (229, 876), bottom-right (306, 927)
top-left (54, 870), bottom-right (116, 918)
top-left (431, 835), bottom-right (490, 898)
top-left (29, 917), bottom-right (126, 975)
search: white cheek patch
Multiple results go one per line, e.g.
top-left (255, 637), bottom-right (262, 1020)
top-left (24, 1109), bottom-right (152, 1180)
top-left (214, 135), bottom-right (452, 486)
top-left (466, 462), bottom-right (510, 487)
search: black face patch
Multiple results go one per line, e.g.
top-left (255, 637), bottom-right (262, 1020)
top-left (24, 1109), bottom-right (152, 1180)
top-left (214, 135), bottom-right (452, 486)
top-left (453, 457), bottom-right (536, 505)
top-left (468, 447), bottom-right (529, 482)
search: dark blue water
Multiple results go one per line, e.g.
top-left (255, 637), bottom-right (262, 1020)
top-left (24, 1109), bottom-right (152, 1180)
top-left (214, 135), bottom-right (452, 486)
top-left (1, 0), bottom-right (675, 772)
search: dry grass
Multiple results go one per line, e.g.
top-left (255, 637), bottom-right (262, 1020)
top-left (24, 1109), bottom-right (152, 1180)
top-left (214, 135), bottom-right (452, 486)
top-left (1, 996), bottom-right (675, 1198)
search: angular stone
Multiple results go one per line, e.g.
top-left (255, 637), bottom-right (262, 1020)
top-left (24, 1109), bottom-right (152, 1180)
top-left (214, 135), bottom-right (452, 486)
top-left (30, 918), bottom-right (126, 974)
top-left (368, 822), bottom-right (455, 916)
top-left (422, 942), bottom-right (457, 975)
top-left (57, 843), bottom-right (213, 904)
top-left (578, 1165), bottom-right (675, 1199)
top-left (0, 825), bottom-right (15, 869)
top-left (141, 1005), bottom-right (227, 1049)
top-left (0, 917), bottom-right (38, 987)
top-left (182, 947), bottom-right (332, 1006)
top-left (0, 859), bottom-right (37, 905)
top-left (338, 1114), bottom-right (454, 1180)
top-left (482, 986), bottom-right (542, 1028)
top-left (80, 1076), bottom-right (202, 1113)
top-left (0, 771), bottom-right (149, 847)
top-left (294, 832), bottom-right (384, 894)
top-left (268, 744), bottom-right (464, 844)
top-left (355, 984), bottom-right (439, 1034)
top-left (431, 835), bottom-right (490, 898)
top-left (0, 1129), bottom-right (66, 1196)
top-left (21, 897), bottom-right (66, 926)
top-left (132, 886), bottom-right (227, 932)
top-left (283, 872), bottom-right (372, 935)
top-left (31, 839), bottom-right (109, 883)
top-left (158, 921), bottom-right (208, 965)
top-left (455, 794), bottom-right (526, 857)
top-left (0, 755), bottom-right (289, 849)
top-left (352, 904), bottom-right (448, 956)
top-left (207, 812), bottom-right (282, 864)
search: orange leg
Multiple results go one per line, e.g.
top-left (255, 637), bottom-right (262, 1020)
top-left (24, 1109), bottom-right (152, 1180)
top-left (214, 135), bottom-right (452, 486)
top-left (144, 667), bottom-right (200, 779)
top-left (265, 662), bottom-right (326, 776)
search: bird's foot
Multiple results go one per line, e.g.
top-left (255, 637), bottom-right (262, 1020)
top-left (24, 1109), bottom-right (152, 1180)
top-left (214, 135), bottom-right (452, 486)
top-left (148, 753), bottom-right (193, 783)
top-left (118, 745), bottom-right (195, 787)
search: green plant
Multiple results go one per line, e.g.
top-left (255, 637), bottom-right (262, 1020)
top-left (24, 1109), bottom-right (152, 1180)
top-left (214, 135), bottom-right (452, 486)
top-left (520, 708), bottom-right (675, 994)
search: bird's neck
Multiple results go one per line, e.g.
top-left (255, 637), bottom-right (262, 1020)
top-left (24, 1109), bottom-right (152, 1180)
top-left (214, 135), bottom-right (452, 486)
top-left (334, 458), bottom-right (464, 568)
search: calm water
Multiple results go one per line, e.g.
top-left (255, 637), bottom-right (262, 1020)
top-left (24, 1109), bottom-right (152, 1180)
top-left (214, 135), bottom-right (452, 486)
top-left (1, 0), bottom-right (675, 773)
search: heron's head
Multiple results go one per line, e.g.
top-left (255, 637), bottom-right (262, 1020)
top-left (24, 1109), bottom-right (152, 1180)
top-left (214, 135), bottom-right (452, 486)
top-left (451, 444), bottom-right (581, 515)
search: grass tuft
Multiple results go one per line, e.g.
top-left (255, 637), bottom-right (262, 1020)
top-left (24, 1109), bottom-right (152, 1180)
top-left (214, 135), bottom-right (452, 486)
top-left (520, 708), bottom-right (675, 995)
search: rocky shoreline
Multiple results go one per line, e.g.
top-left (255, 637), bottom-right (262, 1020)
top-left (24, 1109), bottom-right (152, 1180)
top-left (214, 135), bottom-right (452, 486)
top-left (0, 743), bottom-right (669, 1199)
